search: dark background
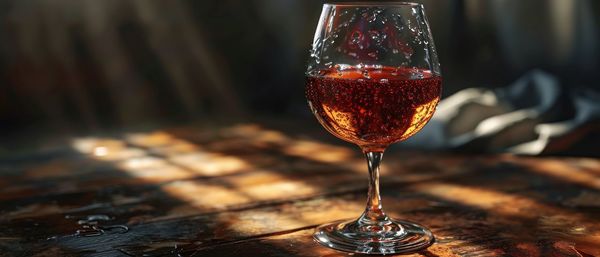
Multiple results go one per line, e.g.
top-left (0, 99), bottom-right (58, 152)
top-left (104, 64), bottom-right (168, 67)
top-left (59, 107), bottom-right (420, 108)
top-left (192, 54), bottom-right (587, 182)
top-left (1, 0), bottom-right (599, 139)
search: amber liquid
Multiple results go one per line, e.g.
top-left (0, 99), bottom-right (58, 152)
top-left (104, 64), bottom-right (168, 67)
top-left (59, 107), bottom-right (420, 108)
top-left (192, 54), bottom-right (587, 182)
top-left (306, 67), bottom-right (442, 151)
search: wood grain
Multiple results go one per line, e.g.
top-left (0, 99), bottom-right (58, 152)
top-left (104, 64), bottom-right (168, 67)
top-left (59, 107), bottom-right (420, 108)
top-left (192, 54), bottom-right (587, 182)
top-left (1, 122), bottom-right (599, 256)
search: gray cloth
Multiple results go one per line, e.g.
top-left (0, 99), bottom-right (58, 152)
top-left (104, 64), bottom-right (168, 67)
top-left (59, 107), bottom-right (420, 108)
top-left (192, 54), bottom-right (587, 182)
top-left (401, 71), bottom-right (600, 156)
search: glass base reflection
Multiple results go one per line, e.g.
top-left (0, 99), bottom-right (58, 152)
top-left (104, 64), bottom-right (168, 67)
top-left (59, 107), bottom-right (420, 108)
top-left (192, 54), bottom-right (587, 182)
top-left (313, 218), bottom-right (434, 255)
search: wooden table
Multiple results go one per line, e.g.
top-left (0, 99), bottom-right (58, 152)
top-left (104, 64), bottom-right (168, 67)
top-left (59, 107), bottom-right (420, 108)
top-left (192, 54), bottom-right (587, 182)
top-left (1, 120), bottom-right (599, 256)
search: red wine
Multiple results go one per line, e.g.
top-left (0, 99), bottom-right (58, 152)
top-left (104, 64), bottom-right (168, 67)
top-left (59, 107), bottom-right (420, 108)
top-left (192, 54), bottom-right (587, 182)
top-left (306, 66), bottom-right (442, 152)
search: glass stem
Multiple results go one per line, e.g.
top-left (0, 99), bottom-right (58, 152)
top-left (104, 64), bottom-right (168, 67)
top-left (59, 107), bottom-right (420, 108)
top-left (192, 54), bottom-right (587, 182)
top-left (359, 151), bottom-right (390, 225)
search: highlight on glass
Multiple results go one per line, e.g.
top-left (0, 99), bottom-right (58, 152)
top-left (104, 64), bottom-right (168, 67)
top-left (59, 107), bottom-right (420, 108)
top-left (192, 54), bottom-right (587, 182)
top-left (305, 2), bottom-right (441, 255)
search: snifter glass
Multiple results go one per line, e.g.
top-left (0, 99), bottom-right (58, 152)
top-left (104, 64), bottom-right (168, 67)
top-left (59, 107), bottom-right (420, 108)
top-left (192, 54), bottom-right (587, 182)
top-left (305, 2), bottom-right (441, 254)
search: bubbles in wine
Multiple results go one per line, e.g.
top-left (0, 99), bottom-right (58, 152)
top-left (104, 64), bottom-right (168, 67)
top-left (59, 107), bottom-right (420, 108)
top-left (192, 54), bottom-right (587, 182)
top-left (306, 66), bottom-right (441, 151)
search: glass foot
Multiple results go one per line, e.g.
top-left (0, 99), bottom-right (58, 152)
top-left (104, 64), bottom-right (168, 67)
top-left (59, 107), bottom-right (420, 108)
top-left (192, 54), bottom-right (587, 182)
top-left (313, 218), bottom-right (434, 255)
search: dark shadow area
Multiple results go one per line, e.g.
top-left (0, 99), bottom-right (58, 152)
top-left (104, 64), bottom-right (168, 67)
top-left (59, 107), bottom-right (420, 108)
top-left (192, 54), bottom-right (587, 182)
top-left (1, 0), bottom-right (598, 141)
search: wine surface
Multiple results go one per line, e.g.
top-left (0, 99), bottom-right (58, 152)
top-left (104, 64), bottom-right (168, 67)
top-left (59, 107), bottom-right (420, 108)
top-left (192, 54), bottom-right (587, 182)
top-left (306, 66), bottom-right (442, 151)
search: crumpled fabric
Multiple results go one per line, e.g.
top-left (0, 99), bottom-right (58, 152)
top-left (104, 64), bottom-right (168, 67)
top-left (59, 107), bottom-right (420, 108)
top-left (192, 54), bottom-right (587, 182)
top-left (401, 70), bottom-right (600, 156)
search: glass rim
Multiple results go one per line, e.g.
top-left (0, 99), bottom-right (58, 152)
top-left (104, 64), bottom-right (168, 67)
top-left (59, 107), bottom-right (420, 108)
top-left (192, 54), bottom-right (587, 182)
top-left (324, 1), bottom-right (422, 7)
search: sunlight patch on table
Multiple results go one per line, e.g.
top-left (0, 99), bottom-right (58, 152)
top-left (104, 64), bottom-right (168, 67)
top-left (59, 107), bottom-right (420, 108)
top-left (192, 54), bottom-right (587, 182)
top-left (412, 182), bottom-right (581, 219)
top-left (517, 158), bottom-right (600, 190)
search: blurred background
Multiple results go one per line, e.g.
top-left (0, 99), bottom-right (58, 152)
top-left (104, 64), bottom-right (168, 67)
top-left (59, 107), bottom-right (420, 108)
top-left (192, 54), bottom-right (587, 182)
top-left (0, 0), bottom-right (599, 155)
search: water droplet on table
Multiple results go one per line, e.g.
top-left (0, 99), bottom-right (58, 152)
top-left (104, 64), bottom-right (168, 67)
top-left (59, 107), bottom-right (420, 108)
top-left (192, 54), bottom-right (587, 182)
top-left (48, 214), bottom-right (129, 240)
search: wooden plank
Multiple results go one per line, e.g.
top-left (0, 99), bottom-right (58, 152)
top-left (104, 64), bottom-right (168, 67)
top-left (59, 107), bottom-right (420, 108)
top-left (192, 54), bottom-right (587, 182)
top-left (0, 147), bottom-right (470, 256)
top-left (0, 149), bottom-right (472, 235)
top-left (0, 159), bottom-right (470, 254)
top-left (0, 124), bottom-right (363, 200)
top-left (185, 229), bottom-right (457, 257)
top-left (2, 150), bottom-right (595, 224)
top-left (165, 225), bottom-right (600, 257)
top-left (111, 177), bottom-right (600, 257)
top-left (2, 123), bottom-right (600, 256)
top-left (5, 174), bottom-right (599, 256)
top-left (0, 139), bottom-right (473, 220)
top-left (3, 193), bottom-right (363, 256)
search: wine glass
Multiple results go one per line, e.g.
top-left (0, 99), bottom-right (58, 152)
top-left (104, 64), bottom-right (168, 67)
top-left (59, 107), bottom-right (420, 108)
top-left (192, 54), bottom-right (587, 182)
top-left (305, 2), bottom-right (441, 255)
